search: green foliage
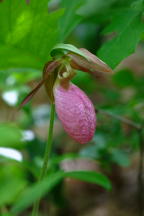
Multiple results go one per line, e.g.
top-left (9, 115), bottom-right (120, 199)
top-left (1, 214), bottom-right (14, 216)
top-left (110, 149), bottom-right (130, 166)
top-left (78, 0), bottom-right (117, 17)
top-left (0, 0), bottom-right (144, 215)
top-left (0, 163), bottom-right (26, 207)
top-left (12, 171), bottom-right (63, 214)
top-left (112, 69), bottom-right (135, 87)
top-left (80, 131), bottom-right (131, 167)
top-left (0, 0), bottom-right (63, 69)
top-left (72, 70), bottom-right (96, 93)
top-left (63, 170), bottom-right (111, 190)
top-left (59, 0), bottom-right (85, 40)
top-left (12, 170), bottom-right (111, 213)
top-left (98, 2), bottom-right (144, 68)
top-left (0, 123), bottom-right (23, 148)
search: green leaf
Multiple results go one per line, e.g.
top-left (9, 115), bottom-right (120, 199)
top-left (0, 178), bottom-right (25, 206)
top-left (112, 69), bottom-right (135, 87)
top-left (59, 0), bottom-right (85, 40)
top-left (98, 8), bottom-right (144, 69)
top-left (78, 0), bottom-right (117, 17)
top-left (0, 0), bottom-right (63, 69)
top-left (12, 170), bottom-right (111, 213)
top-left (11, 171), bottom-right (63, 214)
top-left (64, 170), bottom-right (111, 190)
top-left (0, 163), bottom-right (26, 207)
top-left (102, 9), bottom-right (139, 35)
top-left (0, 123), bottom-right (23, 148)
top-left (0, 44), bottom-right (41, 69)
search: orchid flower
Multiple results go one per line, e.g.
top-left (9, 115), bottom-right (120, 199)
top-left (20, 44), bottom-right (112, 144)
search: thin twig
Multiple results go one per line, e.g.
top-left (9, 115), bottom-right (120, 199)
top-left (96, 108), bottom-right (141, 130)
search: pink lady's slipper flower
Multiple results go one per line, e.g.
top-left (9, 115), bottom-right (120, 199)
top-left (20, 44), bottom-right (112, 144)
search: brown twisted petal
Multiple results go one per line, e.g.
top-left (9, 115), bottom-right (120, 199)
top-left (68, 48), bottom-right (113, 74)
top-left (18, 79), bottom-right (44, 109)
top-left (43, 61), bottom-right (60, 80)
top-left (43, 61), bottom-right (60, 102)
top-left (19, 61), bottom-right (59, 108)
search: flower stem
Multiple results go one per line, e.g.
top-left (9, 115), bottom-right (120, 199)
top-left (32, 103), bottom-right (55, 216)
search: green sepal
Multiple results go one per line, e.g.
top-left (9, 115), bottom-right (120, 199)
top-left (50, 43), bottom-right (88, 60)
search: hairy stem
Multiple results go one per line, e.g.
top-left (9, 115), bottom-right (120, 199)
top-left (32, 103), bottom-right (55, 216)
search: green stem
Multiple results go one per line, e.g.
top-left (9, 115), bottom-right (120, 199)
top-left (32, 103), bottom-right (55, 216)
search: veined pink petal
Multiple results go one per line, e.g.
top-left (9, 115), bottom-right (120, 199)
top-left (54, 83), bottom-right (96, 144)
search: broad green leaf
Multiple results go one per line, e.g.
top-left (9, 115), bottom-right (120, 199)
top-left (64, 170), bottom-right (111, 190)
top-left (0, 44), bottom-right (42, 69)
top-left (12, 170), bottom-right (111, 213)
top-left (78, 0), bottom-right (117, 17)
top-left (11, 171), bottom-right (64, 214)
top-left (0, 163), bottom-right (26, 207)
top-left (98, 8), bottom-right (144, 69)
top-left (59, 0), bottom-right (85, 40)
top-left (102, 9), bottom-right (139, 35)
top-left (0, 0), bottom-right (63, 69)
top-left (0, 178), bottom-right (25, 206)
